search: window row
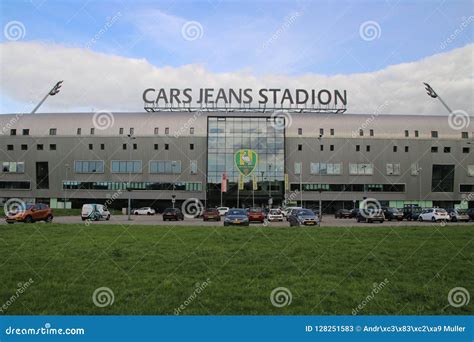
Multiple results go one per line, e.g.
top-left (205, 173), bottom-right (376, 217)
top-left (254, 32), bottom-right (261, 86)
top-left (4, 143), bottom-right (197, 151)
top-left (63, 181), bottom-right (202, 192)
top-left (8, 127), bottom-right (195, 136)
top-left (72, 160), bottom-right (197, 174)
top-left (290, 183), bottom-right (406, 192)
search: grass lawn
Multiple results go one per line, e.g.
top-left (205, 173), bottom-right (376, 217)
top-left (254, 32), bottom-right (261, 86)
top-left (0, 224), bottom-right (472, 315)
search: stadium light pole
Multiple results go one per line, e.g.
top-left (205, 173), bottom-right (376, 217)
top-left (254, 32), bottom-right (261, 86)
top-left (423, 82), bottom-right (453, 114)
top-left (318, 134), bottom-right (323, 220)
top-left (64, 163), bottom-right (70, 209)
top-left (127, 134), bottom-right (136, 221)
top-left (31, 81), bottom-right (63, 114)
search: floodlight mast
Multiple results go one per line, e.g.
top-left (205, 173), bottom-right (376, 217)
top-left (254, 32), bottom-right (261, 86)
top-left (31, 81), bottom-right (63, 114)
top-left (423, 82), bottom-right (452, 114)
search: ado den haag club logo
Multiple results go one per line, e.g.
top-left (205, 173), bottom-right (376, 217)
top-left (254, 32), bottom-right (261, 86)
top-left (234, 149), bottom-right (258, 176)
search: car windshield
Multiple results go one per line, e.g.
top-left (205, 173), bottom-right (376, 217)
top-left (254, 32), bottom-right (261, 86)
top-left (297, 209), bottom-right (314, 216)
top-left (270, 209), bottom-right (281, 214)
top-left (250, 208), bottom-right (262, 213)
top-left (228, 209), bottom-right (246, 215)
top-left (164, 208), bottom-right (176, 212)
top-left (456, 210), bottom-right (467, 214)
top-left (206, 209), bottom-right (218, 213)
top-left (388, 208), bottom-right (399, 212)
top-left (436, 209), bottom-right (447, 214)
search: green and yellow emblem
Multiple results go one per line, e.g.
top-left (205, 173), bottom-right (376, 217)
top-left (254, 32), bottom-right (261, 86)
top-left (234, 149), bottom-right (258, 176)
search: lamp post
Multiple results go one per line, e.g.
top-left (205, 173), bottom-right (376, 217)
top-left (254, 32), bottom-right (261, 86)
top-left (318, 134), bottom-right (323, 219)
top-left (416, 167), bottom-right (423, 204)
top-left (171, 161), bottom-right (177, 208)
top-left (31, 81), bottom-right (63, 114)
top-left (268, 163), bottom-right (272, 208)
top-left (64, 163), bottom-right (70, 209)
top-left (299, 163), bottom-right (303, 207)
top-left (422, 82), bottom-right (453, 114)
top-left (127, 134), bottom-right (136, 221)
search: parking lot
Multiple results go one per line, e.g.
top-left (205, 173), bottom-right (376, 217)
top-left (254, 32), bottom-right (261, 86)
top-left (3, 214), bottom-right (473, 227)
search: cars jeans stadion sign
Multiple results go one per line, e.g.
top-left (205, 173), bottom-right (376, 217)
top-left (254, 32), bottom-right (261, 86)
top-left (143, 88), bottom-right (347, 113)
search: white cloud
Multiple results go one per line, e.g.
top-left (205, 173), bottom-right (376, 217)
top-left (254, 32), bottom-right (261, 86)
top-left (0, 41), bottom-right (472, 115)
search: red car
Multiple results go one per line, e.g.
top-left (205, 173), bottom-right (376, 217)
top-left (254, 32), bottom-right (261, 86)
top-left (248, 208), bottom-right (265, 223)
top-left (203, 208), bottom-right (221, 221)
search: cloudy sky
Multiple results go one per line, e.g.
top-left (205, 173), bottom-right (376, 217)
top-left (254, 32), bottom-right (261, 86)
top-left (0, 0), bottom-right (472, 115)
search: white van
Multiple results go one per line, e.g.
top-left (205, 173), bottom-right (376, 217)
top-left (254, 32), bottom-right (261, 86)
top-left (81, 204), bottom-right (111, 221)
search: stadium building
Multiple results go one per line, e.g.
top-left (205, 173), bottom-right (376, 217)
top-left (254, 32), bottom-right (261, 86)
top-left (0, 111), bottom-right (473, 212)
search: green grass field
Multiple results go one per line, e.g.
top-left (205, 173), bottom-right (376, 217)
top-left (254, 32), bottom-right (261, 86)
top-left (0, 224), bottom-right (472, 315)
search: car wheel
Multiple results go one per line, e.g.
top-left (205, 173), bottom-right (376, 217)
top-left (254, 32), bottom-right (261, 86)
top-left (106, 215), bottom-right (110, 221)
top-left (163, 218), bottom-right (167, 221)
top-left (81, 217), bottom-right (86, 221)
top-left (418, 216), bottom-right (423, 222)
top-left (25, 216), bottom-right (33, 223)
top-left (45, 215), bottom-right (53, 223)
top-left (7, 221), bottom-right (14, 224)
top-left (451, 217), bottom-right (457, 222)
top-left (431, 217), bottom-right (436, 222)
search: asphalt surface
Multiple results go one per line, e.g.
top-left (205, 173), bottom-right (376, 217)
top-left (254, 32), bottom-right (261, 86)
top-left (2, 214), bottom-right (473, 227)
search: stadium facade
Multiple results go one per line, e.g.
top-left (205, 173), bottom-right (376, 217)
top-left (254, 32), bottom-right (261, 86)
top-left (0, 111), bottom-right (473, 212)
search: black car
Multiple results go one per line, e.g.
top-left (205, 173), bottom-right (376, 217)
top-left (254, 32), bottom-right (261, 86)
top-left (402, 207), bottom-right (422, 221)
top-left (162, 208), bottom-right (184, 221)
top-left (382, 207), bottom-right (404, 221)
top-left (349, 208), bottom-right (360, 218)
top-left (468, 208), bottom-right (474, 221)
top-left (288, 209), bottom-right (319, 226)
top-left (224, 208), bottom-right (250, 226)
top-left (356, 209), bottom-right (385, 223)
top-left (335, 209), bottom-right (351, 218)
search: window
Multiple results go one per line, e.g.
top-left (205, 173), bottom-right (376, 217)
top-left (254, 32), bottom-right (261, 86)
top-left (393, 146), bottom-right (398, 152)
top-left (21, 144), bottom-right (27, 151)
top-left (165, 127), bottom-right (169, 135)
top-left (468, 165), bottom-right (474, 176)
top-left (432, 164), bottom-right (454, 192)
top-left (154, 144), bottom-right (158, 150)
top-left (310, 162), bottom-right (342, 175)
top-left (49, 128), bottom-right (57, 135)
top-left (63, 181), bottom-right (201, 192)
top-left (100, 144), bottom-right (105, 150)
top-left (386, 163), bottom-right (401, 175)
top-left (369, 129), bottom-right (374, 137)
top-left (297, 144), bottom-right (302, 151)
top-left (190, 160), bottom-right (198, 174)
top-left (165, 144), bottom-right (169, 150)
top-left (431, 131), bottom-right (438, 138)
top-left (74, 161), bottom-right (104, 173)
top-left (90, 128), bottom-right (95, 135)
top-left (119, 128), bottom-right (124, 135)
top-left (405, 146), bottom-right (409, 152)
top-left (298, 128), bottom-right (302, 135)
top-left (414, 130), bottom-right (419, 137)
top-left (366, 145), bottom-right (370, 152)
top-left (49, 144), bottom-right (56, 151)
top-left (130, 128), bottom-right (134, 135)
top-left (22, 129), bottom-right (29, 135)
top-left (2, 162), bottom-right (25, 173)
top-left (349, 163), bottom-right (373, 175)
top-left (460, 184), bottom-right (474, 192)
top-left (356, 145), bottom-right (360, 152)
top-left (462, 132), bottom-right (468, 139)
top-left (149, 160), bottom-right (181, 174)
top-left (320, 128), bottom-right (324, 136)
top-left (133, 143), bottom-right (137, 150)
top-left (431, 146), bottom-right (438, 153)
top-left (330, 128), bottom-right (334, 136)
top-left (10, 129), bottom-right (16, 135)
top-left (154, 127), bottom-right (159, 135)
top-left (359, 129), bottom-right (364, 137)
top-left (190, 143), bottom-right (194, 150)
top-left (37, 144), bottom-right (43, 150)
top-left (190, 127), bottom-right (194, 135)
top-left (330, 145), bottom-right (334, 151)
top-left (320, 144), bottom-right (324, 151)
top-left (111, 161), bottom-right (142, 173)
top-left (0, 181), bottom-right (30, 189)
top-left (463, 147), bottom-right (470, 154)
top-left (411, 163), bottom-right (420, 176)
top-left (405, 130), bottom-right (409, 137)
top-left (7, 145), bottom-right (13, 151)
top-left (444, 147), bottom-right (451, 153)
top-left (294, 162), bottom-right (302, 175)
top-left (77, 128), bottom-right (81, 135)
top-left (89, 144), bottom-right (93, 150)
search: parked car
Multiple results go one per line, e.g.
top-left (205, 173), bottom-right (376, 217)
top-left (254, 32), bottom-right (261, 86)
top-left (202, 208), bottom-right (221, 221)
top-left (418, 208), bottom-right (450, 222)
top-left (81, 204), bottom-right (110, 221)
top-left (248, 208), bottom-right (265, 223)
top-left (288, 209), bottom-right (319, 226)
top-left (283, 206), bottom-right (302, 220)
top-left (224, 208), bottom-right (249, 226)
top-left (448, 209), bottom-right (470, 222)
top-left (267, 209), bottom-right (284, 222)
top-left (216, 207), bottom-right (230, 216)
top-left (162, 208), bottom-right (184, 221)
top-left (334, 209), bottom-right (351, 218)
top-left (382, 207), bottom-right (404, 221)
top-left (5, 203), bottom-right (53, 224)
top-left (356, 209), bottom-right (385, 223)
top-left (133, 207), bottom-right (156, 215)
top-left (349, 208), bottom-right (360, 218)
top-left (402, 207), bottom-right (423, 221)
top-left (468, 208), bottom-right (474, 221)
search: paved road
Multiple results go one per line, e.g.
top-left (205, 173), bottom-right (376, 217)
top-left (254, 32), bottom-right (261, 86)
top-left (2, 214), bottom-right (473, 227)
